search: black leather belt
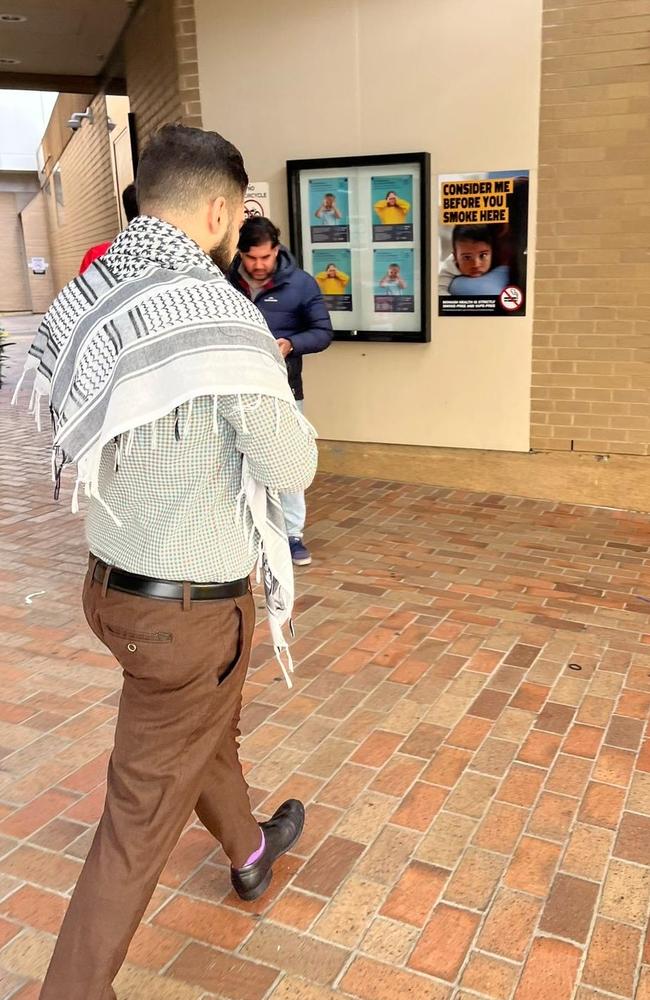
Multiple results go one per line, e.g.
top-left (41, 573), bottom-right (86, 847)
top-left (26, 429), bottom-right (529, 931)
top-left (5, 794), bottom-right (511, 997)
top-left (91, 560), bottom-right (248, 602)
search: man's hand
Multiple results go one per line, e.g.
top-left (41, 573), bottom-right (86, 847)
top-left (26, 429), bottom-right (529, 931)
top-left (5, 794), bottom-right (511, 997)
top-left (277, 338), bottom-right (293, 358)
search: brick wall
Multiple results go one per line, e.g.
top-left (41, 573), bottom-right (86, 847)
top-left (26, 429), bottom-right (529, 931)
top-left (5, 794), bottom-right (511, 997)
top-left (44, 93), bottom-right (121, 291)
top-left (0, 192), bottom-right (31, 312)
top-left (40, 94), bottom-right (91, 180)
top-left (174, 0), bottom-right (202, 128)
top-left (532, 0), bottom-right (650, 456)
top-left (124, 0), bottom-right (202, 152)
top-left (20, 192), bottom-right (56, 313)
top-left (36, 0), bottom-right (204, 293)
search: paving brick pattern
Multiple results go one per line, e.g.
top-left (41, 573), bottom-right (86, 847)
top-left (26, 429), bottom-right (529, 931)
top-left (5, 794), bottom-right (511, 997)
top-left (1, 317), bottom-right (649, 999)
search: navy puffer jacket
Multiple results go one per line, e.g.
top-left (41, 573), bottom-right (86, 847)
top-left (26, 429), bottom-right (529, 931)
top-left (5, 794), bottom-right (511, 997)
top-left (229, 247), bottom-right (333, 400)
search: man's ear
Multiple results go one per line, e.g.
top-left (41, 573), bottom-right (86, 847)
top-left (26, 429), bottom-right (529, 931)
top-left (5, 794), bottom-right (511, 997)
top-left (208, 195), bottom-right (228, 235)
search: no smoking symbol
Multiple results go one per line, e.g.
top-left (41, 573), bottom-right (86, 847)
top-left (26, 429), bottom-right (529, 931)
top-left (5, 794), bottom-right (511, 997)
top-left (244, 198), bottom-right (265, 219)
top-left (499, 285), bottom-right (524, 312)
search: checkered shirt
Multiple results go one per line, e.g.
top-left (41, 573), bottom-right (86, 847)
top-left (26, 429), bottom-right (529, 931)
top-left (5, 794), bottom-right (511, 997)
top-left (86, 394), bottom-right (317, 583)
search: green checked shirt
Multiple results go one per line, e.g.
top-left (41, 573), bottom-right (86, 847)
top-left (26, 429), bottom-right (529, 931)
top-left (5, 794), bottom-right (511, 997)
top-left (86, 394), bottom-right (317, 584)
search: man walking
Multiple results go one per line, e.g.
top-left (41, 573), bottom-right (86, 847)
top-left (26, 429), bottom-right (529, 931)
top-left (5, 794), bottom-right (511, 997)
top-left (15, 124), bottom-right (316, 999)
top-left (230, 218), bottom-right (332, 566)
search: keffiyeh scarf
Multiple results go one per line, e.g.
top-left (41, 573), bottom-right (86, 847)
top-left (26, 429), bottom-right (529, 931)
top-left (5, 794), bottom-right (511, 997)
top-left (13, 216), bottom-right (311, 686)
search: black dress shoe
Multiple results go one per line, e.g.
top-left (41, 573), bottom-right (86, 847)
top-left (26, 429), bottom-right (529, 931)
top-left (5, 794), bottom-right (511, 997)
top-left (231, 799), bottom-right (305, 902)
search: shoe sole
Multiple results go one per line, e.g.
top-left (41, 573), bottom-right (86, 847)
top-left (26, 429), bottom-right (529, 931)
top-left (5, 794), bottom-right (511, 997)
top-left (235, 810), bottom-right (306, 902)
top-left (292, 556), bottom-right (312, 566)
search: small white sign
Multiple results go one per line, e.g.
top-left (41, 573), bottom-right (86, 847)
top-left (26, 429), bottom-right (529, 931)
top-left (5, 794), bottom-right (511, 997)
top-left (28, 256), bottom-right (48, 274)
top-left (244, 182), bottom-right (271, 220)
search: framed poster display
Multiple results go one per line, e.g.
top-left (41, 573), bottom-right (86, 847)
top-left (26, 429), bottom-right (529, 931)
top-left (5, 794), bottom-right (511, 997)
top-left (287, 152), bottom-right (431, 343)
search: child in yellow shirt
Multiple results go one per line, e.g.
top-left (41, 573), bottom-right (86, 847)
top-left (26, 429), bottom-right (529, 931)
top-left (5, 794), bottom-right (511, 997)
top-left (374, 190), bottom-right (411, 225)
top-left (316, 263), bottom-right (350, 295)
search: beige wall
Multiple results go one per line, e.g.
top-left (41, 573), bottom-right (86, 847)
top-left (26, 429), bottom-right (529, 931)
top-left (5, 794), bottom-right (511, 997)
top-left (196, 0), bottom-right (543, 452)
top-left (20, 191), bottom-right (56, 312)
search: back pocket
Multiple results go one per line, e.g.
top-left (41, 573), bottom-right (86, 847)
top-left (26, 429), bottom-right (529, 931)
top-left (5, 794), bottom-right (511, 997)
top-left (105, 624), bottom-right (172, 644)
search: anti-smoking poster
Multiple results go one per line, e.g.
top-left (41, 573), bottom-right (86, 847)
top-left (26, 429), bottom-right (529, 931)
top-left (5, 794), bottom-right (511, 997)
top-left (371, 174), bottom-right (414, 243)
top-left (309, 177), bottom-right (350, 243)
top-left (313, 249), bottom-right (352, 312)
top-left (373, 248), bottom-right (415, 313)
top-left (438, 170), bottom-right (529, 317)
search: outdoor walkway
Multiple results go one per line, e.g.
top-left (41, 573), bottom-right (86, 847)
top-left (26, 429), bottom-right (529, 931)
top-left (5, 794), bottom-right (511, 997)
top-left (0, 315), bottom-right (649, 1000)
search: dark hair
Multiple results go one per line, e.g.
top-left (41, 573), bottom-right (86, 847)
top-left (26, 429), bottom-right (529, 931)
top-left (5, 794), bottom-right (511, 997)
top-left (324, 192), bottom-right (334, 198)
top-left (389, 262), bottom-right (400, 268)
top-left (452, 224), bottom-right (496, 249)
top-left (327, 262), bottom-right (337, 268)
top-left (121, 182), bottom-right (138, 223)
top-left (136, 124), bottom-right (248, 214)
top-left (386, 190), bottom-right (397, 198)
top-left (238, 217), bottom-right (280, 252)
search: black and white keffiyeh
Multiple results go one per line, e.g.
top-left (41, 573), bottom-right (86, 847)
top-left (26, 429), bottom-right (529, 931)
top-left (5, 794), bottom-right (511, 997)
top-left (13, 216), bottom-right (313, 686)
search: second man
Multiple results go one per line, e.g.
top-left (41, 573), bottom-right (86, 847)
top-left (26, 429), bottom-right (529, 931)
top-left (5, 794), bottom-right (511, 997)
top-left (230, 218), bottom-right (332, 566)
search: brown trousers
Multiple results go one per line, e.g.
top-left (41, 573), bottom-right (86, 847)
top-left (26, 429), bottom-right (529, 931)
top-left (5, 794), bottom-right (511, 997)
top-left (40, 561), bottom-right (260, 1000)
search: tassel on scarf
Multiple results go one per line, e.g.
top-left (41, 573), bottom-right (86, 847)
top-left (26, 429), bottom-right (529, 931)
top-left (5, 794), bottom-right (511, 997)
top-left (274, 644), bottom-right (294, 689)
top-left (183, 398), bottom-right (194, 438)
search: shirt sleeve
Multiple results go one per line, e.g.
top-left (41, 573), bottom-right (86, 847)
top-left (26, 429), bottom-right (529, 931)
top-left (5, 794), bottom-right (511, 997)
top-left (219, 393), bottom-right (318, 493)
top-left (286, 275), bottom-right (333, 356)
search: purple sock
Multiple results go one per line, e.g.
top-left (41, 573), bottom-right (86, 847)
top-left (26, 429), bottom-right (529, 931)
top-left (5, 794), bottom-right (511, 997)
top-left (241, 829), bottom-right (265, 868)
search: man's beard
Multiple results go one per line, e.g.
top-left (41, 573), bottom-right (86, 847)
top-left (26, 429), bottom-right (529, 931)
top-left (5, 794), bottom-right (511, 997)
top-left (209, 224), bottom-right (235, 272)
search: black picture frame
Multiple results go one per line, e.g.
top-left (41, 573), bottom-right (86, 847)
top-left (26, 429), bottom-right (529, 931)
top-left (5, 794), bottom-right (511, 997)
top-left (287, 152), bottom-right (431, 343)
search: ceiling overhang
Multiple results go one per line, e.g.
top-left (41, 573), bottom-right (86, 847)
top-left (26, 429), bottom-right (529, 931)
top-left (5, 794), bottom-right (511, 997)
top-left (0, 1), bottom-right (133, 93)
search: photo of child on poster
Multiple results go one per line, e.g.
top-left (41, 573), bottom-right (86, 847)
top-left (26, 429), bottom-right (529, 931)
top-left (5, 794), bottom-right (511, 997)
top-left (313, 249), bottom-right (352, 312)
top-left (438, 170), bottom-right (529, 316)
top-left (371, 175), bottom-right (414, 242)
top-left (374, 248), bottom-right (415, 313)
top-left (309, 178), bottom-right (350, 243)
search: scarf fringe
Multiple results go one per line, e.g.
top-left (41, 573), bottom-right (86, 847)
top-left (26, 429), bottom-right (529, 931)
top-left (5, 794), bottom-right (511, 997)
top-left (10, 352), bottom-right (39, 406)
top-left (10, 370), bottom-right (27, 406)
top-left (183, 398), bottom-right (194, 438)
top-left (26, 385), bottom-right (44, 432)
top-left (274, 644), bottom-right (294, 689)
top-left (236, 463), bottom-right (296, 689)
top-left (75, 448), bottom-right (123, 527)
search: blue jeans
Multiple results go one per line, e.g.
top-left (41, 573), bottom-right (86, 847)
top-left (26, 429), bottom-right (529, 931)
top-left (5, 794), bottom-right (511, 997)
top-left (281, 399), bottom-right (306, 537)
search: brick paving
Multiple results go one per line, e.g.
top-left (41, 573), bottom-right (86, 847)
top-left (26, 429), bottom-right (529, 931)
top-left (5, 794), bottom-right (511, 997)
top-left (0, 315), bottom-right (649, 999)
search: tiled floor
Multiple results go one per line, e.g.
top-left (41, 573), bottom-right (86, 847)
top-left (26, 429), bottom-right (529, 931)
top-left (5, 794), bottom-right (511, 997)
top-left (1, 314), bottom-right (649, 1000)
